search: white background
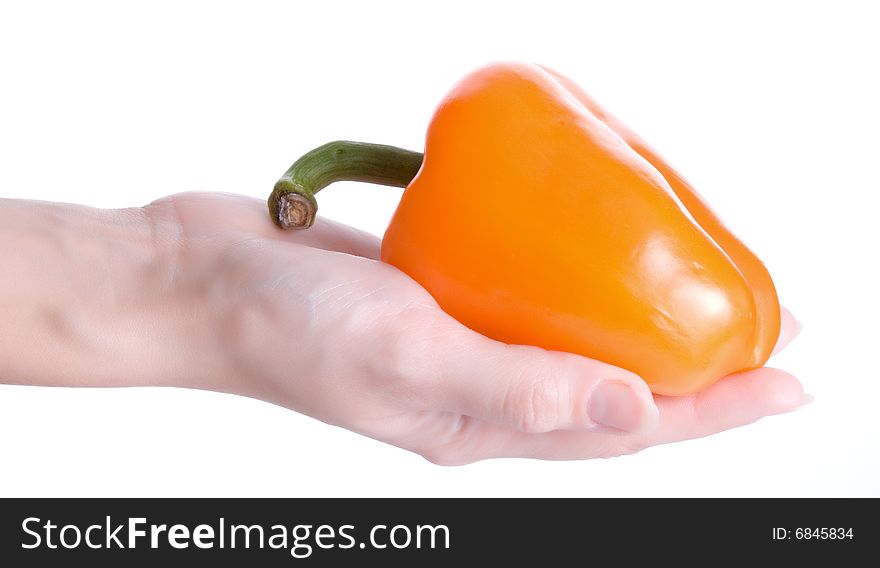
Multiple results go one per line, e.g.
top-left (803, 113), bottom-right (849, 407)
top-left (1, 0), bottom-right (877, 497)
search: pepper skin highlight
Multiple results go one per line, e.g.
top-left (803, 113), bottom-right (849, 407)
top-left (269, 62), bottom-right (781, 396)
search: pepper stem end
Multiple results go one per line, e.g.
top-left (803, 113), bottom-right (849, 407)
top-left (270, 180), bottom-right (318, 230)
top-left (268, 141), bottom-right (424, 230)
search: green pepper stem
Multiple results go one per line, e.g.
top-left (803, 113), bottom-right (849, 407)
top-left (268, 141), bottom-right (424, 229)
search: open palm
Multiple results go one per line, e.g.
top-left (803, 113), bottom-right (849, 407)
top-left (150, 192), bottom-right (807, 464)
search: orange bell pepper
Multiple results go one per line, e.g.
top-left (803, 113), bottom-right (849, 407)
top-left (268, 62), bottom-right (780, 396)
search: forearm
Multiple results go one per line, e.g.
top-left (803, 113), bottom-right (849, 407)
top-left (0, 198), bottom-right (224, 390)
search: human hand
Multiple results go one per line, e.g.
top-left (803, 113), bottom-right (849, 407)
top-left (148, 192), bottom-right (807, 464)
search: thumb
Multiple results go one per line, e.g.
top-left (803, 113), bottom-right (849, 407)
top-left (420, 321), bottom-right (659, 435)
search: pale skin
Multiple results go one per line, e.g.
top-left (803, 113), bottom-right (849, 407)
top-left (0, 192), bottom-right (807, 465)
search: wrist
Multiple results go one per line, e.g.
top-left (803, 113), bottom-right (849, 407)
top-left (131, 197), bottom-right (238, 393)
top-left (0, 198), bottom-right (231, 391)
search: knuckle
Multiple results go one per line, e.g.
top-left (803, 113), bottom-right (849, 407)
top-left (355, 302), bottom-right (439, 401)
top-left (504, 371), bottom-right (564, 433)
top-left (387, 307), bottom-right (465, 381)
top-left (420, 447), bottom-right (473, 467)
top-left (379, 306), bottom-right (431, 379)
top-left (417, 415), bottom-right (483, 466)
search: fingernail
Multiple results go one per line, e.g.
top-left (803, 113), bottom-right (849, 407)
top-left (778, 393), bottom-right (814, 415)
top-left (792, 393), bottom-right (814, 410)
top-left (772, 313), bottom-right (803, 356)
top-left (587, 381), bottom-right (651, 433)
